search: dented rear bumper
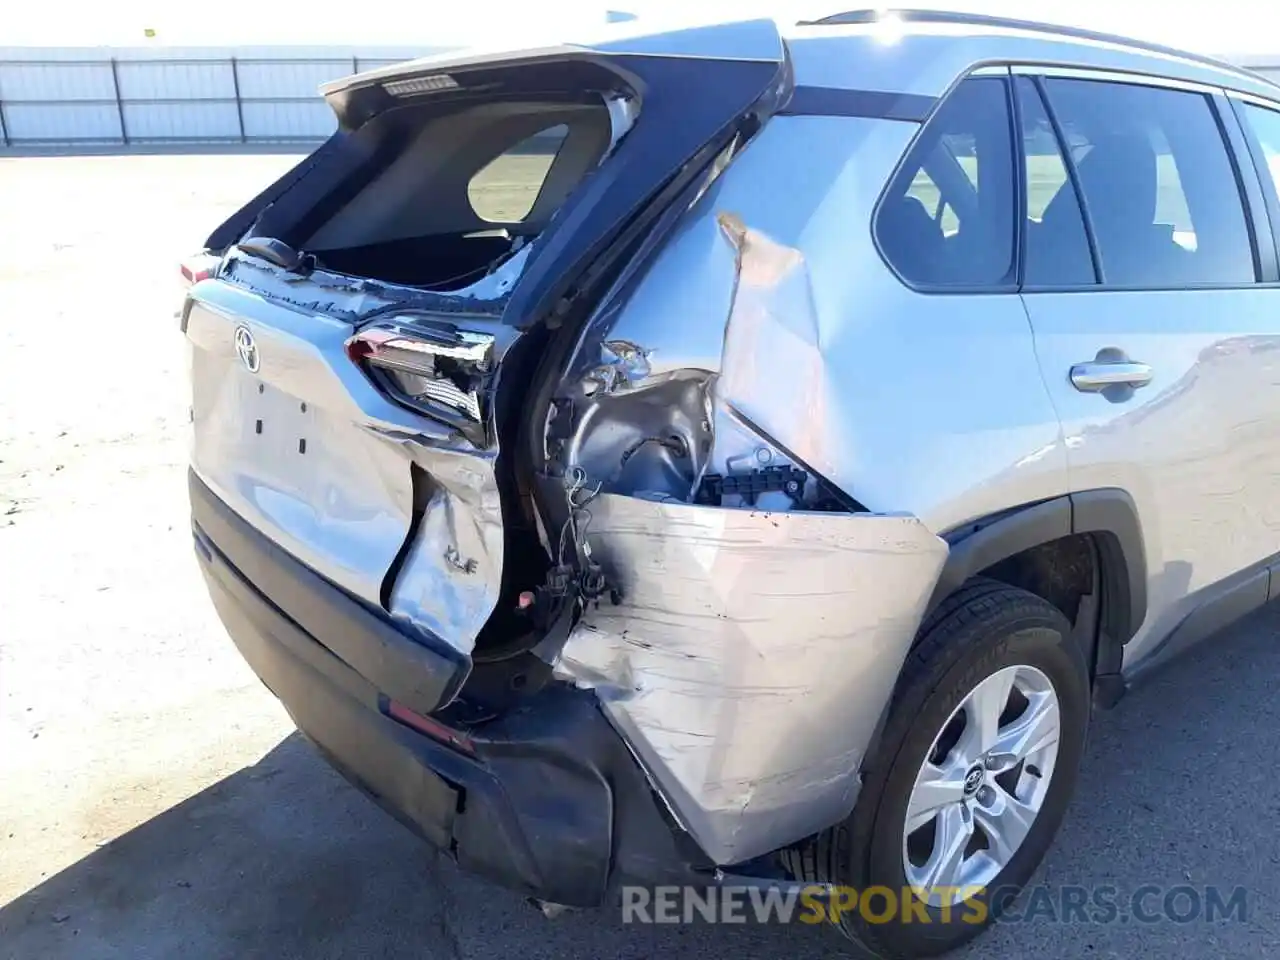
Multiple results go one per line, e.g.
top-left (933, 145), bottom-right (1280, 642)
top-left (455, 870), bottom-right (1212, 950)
top-left (192, 470), bottom-right (709, 905)
top-left (197, 462), bottom-right (947, 884)
top-left (557, 494), bottom-right (948, 865)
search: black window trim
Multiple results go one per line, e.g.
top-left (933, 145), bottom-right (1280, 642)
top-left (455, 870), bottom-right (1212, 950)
top-left (1214, 91), bottom-right (1277, 283)
top-left (874, 60), bottom-right (1279, 296)
top-left (780, 86), bottom-right (938, 122)
top-left (1226, 94), bottom-right (1280, 283)
top-left (1021, 73), bottom-right (1104, 286)
top-left (1008, 72), bottom-right (1030, 289)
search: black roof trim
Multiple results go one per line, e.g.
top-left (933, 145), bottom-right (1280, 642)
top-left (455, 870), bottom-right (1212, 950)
top-left (800, 9), bottom-right (1276, 90)
top-left (780, 85), bottom-right (936, 121)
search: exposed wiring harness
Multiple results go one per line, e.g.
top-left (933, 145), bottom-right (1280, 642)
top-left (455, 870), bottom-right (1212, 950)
top-left (540, 465), bottom-right (615, 607)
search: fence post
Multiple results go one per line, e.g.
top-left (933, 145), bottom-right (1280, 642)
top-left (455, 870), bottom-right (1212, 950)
top-left (352, 55), bottom-right (360, 75)
top-left (109, 57), bottom-right (128, 144)
top-left (230, 57), bottom-right (247, 142)
top-left (0, 68), bottom-right (8, 147)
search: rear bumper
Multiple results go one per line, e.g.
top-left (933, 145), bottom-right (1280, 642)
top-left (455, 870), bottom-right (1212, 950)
top-left (190, 468), bottom-right (469, 717)
top-left (191, 470), bottom-right (705, 906)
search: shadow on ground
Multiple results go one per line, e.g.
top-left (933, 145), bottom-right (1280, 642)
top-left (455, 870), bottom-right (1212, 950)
top-left (6, 608), bottom-right (1280, 960)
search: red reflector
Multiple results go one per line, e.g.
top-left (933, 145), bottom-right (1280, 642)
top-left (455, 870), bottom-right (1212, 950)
top-left (179, 253), bottom-right (218, 287)
top-left (343, 325), bottom-right (400, 364)
top-left (387, 700), bottom-right (475, 755)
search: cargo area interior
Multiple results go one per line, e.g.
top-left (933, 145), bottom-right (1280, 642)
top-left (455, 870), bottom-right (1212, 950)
top-left (244, 96), bottom-right (615, 289)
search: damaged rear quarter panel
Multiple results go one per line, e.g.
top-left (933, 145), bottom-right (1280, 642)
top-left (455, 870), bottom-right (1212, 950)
top-left (580, 113), bottom-right (1067, 528)
top-left (550, 111), bottom-right (1066, 865)
top-left (557, 494), bottom-right (947, 865)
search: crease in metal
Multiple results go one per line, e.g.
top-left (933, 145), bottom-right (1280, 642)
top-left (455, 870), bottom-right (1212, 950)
top-left (388, 443), bottom-right (505, 654)
top-left (556, 494), bottom-right (946, 865)
top-left (551, 150), bottom-right (949, 863)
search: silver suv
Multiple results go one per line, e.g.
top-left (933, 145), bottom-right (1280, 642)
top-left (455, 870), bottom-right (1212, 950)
top-left (183, 9), bottom-right (1280, 957)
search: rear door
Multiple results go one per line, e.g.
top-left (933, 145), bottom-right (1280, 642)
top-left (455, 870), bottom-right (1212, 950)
top-left (186, 33), bottom-right (787, 660)
top-left (1015, 71), bottom-right (1280, 664)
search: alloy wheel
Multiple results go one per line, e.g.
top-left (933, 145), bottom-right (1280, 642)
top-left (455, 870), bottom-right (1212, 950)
top-left (901, 664), bottom-right (1061, 905)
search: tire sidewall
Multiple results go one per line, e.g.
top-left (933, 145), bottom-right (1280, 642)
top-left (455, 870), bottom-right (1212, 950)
top-left (843, 600), bottom-right (1090, 955)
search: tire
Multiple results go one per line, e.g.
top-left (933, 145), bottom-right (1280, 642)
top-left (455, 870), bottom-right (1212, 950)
top-left (784, 578), bottom-right (1091, 959)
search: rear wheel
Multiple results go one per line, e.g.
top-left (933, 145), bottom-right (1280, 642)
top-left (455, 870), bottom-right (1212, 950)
top-left (785, 579), bottom-right (1091, 958)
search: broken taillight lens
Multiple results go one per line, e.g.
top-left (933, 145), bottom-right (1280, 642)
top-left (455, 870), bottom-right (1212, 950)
top-left (179, 252), bottom-right (220, 287)
top-left (345, 318), bottom-right (495, 443)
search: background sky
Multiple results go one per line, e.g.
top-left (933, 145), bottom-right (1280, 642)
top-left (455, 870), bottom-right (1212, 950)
top-left (6, 0), bottom-right (1279, 59)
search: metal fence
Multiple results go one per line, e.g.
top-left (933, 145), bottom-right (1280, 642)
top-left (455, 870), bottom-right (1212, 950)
top-left (0, 54), bottom-right (411, 146)
top-left (4, 51), bottom-right (1280, 148)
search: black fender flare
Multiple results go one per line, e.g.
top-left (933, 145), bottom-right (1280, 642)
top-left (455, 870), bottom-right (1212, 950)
top-left (925, 489), bottom-right (1147, 646)
top-left (854, 489), bottom-right (1147, 788)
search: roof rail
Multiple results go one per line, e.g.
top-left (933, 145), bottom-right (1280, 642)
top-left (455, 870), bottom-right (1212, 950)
top-left (799, 9), bottom-right (1275, 89)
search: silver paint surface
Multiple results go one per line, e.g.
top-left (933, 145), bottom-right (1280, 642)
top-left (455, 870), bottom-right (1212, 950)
top-left (387, 443), bottom-right (504, 649)
top-left (186, 278), bottom-right (504, 656)
top-left (556, 494), bottom-right (947, 865)
top-left (549, 112), bottom-right (1066, 860)
top-left (563, 110), bottom-right (1070, 528)
top-left (543, 22), bottom-right (1280, 860)
top-left (1023, 291), bottom-right (1280, 665)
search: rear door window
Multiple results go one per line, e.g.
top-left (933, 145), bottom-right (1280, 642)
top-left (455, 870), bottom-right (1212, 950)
top-left (877, 77), bottom-right (1016, 288)
top-left (1015, 76), bottom-right (1096, 287)
top-left (1041, 79), bottom-right (1255, 287)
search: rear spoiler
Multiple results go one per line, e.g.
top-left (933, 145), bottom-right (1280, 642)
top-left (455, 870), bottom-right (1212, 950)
top-left (320, 17), bottom-right (788, 130)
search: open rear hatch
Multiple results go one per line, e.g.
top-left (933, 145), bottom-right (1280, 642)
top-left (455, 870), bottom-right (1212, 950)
top-left (185, 24), bottom-right (790, 712)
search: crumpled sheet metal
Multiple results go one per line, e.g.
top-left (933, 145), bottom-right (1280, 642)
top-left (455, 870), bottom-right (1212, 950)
top-left (715, 211), bottom-right (837, 479)
top-left (578, 114), bottom-right (915, 511)
top-left (387, 443), bottom-right (505, 656)
top-left (556, 493), bottom-right (948, 865)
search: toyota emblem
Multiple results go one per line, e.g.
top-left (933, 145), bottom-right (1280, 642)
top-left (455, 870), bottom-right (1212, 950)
top-left (963, 766), bottom-right (984, 796)
top-left (234, 325), bottom-right (260, 373)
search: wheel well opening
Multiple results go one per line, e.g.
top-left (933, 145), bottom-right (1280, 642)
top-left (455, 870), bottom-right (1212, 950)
top-left (976, 534), bottom-right (1100, 660)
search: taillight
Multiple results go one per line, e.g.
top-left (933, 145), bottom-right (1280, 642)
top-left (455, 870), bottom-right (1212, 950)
top-left (345, 317), bottom-right (495, 443)
top-left (179, 252), bottom-right (220, 287)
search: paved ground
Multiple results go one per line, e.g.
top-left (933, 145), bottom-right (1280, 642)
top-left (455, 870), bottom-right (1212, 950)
top-left (3, 152), bottom-right (1280, 959)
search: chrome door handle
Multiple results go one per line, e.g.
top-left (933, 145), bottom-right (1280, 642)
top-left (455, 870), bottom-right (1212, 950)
top-left (1070, 360), bottom-right (1153, 392)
